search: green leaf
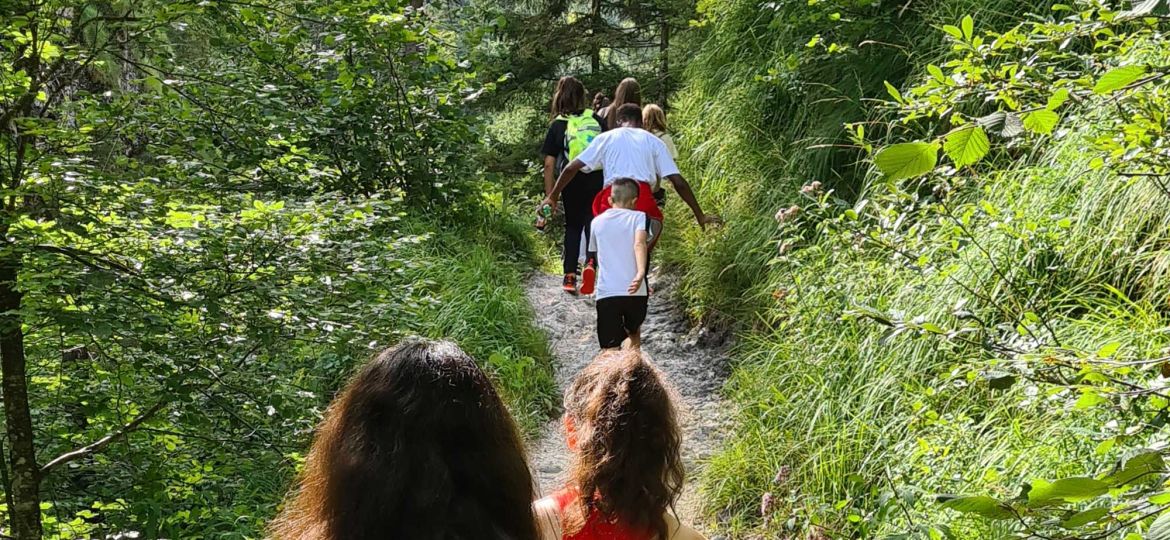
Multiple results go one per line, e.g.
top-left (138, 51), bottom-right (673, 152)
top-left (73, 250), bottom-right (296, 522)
top-left (920, 322), bottom-right (945, 334)
top-left (942, 25), bottom-right (963, 40)
top-left (944, 125), bottom-right (990, 167)
top-left (1061, 507), bottom-right (1109, 529)
top-left (1022, 110), bottom-right (1060, 135)
top-left (927, 64), bottom-right (947, 83)
top-left (1075, 389), bottom-right (1107, 410)
top-left (1028, 477), bottom-right (1109, 505)
top-left (1104, 452), bottom-right (1165, 487)
top-left (939, 496), bottom-right (1015, 519)
top-left (977, 111), bottom-right (1025, 138)
top-left (1097, 341), bottom-right (1122, 358)
top-left (1149, 492), bottom-right (1170, 505)
top-left (1047, 88), bottom-right (1071, 110)
top-left (961, 15), bottom-right (974, 40)
top-left (1121, 0), bottom-right (1167, 18)
top-left (1149, 511), bottom-right (1170, 540)
top-left (874, 142), bottom-right (939, 181)
top-left (1093, 65), bottom-right (1147, 94)
top-left (986, 372), bottom-right (1016, 390)
top-left (884, 80), bottom-right (904, 104)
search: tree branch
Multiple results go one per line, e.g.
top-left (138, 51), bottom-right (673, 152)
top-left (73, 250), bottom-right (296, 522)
top-left (39, 400), bottom-right (167, 475)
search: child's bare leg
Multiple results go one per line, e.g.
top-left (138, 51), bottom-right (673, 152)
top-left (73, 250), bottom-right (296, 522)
top-left (627, 327), bottom-right (642, 349)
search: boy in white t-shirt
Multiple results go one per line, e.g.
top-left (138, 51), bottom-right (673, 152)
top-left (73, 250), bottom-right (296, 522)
top-left (587, 178), bottom-right (650, 349)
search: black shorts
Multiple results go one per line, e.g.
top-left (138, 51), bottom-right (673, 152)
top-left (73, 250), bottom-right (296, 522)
top-left (596, 296), bottom-right (649, 349)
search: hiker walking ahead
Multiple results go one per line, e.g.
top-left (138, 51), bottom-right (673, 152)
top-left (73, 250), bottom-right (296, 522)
top-left (599, 77), bottom-right (641, 130)
top-left (542, 76), bottom-right (607, 293)
top-left (642, 104), bottom-right (676, 210)
top-left (540, 104), bottom-right (720, 250)
top-left (533, 350), bottom-right (706, 540)
top-left (587, 179), bottom-right (650, 350)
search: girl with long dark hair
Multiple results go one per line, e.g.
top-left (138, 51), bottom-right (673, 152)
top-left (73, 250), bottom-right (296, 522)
top-left (535, 350), bottom-right (707, 540)
top-left (270, 338), bottom-right (539, 540)
top-left (542, 76), bottom-right (607, 293)
top-left (601, 78), bottom-right (642, 130)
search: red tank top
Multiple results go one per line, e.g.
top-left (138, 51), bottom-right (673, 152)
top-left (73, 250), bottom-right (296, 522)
top-left (552, 489), bottom-right (654, 540)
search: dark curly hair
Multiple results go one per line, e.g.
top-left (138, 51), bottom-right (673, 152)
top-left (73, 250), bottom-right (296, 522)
top-left (270, 338), bottom-right (538, 540)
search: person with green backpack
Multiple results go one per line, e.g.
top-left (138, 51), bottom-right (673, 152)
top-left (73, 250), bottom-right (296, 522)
top-left (542, 76), bottom-right (607, 293)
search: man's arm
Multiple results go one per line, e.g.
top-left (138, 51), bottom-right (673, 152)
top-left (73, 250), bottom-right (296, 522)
top-left (539, 159), bottom-right (584, 212)
top-left (542, 155), bottom-right (556, 196)
top-left (629, 228), bottom-right (648, 294)
top-left (665, 173), bottom-right (722, 229)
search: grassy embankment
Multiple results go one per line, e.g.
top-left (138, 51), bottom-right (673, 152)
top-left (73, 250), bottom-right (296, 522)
top-left (663, 0), bottom-right (1170, 536)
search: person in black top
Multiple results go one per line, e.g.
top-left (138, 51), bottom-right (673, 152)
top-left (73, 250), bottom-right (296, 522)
top-left (542, 76), bottom-right (607, 293)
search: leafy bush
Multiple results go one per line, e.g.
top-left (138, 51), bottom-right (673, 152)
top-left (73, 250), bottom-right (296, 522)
top-left (1, 0), bottom-right (556, 537)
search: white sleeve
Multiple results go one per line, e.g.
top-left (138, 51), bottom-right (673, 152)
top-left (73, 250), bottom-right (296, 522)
top-left (576, 134), bottom-right (605, 173)
top-left (588, 222), bottom-right (599, 251)
top-left (652, 137), bottom-right (680, 178)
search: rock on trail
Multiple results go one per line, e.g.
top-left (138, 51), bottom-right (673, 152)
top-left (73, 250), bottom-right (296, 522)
top-left (525, 271), bottom-right (733, 529)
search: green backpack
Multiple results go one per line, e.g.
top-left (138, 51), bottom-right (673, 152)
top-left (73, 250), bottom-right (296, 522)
top-left (557, 109), bottom-right (602, 162)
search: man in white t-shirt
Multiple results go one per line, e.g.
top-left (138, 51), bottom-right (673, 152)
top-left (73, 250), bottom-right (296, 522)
top-left (588, 179), bottom-right (651, 349)
top-left (539, 104), bottom-right (721, 245)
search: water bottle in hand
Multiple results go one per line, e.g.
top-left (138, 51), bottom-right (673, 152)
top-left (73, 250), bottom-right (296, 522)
top-left (534, 203), bottom-right (552, 231)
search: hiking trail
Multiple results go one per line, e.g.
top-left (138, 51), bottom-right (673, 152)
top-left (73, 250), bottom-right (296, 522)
top-left (525, 271), bottom-right (733, 532)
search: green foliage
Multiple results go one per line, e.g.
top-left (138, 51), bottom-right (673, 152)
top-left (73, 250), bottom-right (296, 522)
top-left (874, 142), bottom-right (940, 181)
top-left (664, 0), bottom-right (1170, 538)
top-left (1, 1), bottom-right (555, 538)
top-left (942, 126), bottom-right (990, 168)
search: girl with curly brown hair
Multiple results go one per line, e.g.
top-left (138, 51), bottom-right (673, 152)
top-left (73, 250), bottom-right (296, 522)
top-left (535, 350), bottom-right (706, 540)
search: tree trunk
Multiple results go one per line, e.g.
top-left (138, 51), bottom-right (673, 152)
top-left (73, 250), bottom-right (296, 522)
top-left (591, 0), bottom-right (602, 73)
top-left (0, 254), bottom-right (41, 540)
top-left (659, 14), bottom-right (670, 105)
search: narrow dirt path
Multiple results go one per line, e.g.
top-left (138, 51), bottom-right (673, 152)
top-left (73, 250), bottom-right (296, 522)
top-left (525, 271), bottom-right (733, 530)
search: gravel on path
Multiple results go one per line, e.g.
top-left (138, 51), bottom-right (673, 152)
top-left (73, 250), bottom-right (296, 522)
top-left (524, 271), bottom-right (733, 531)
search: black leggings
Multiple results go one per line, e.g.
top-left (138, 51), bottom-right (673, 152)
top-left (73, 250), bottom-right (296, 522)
top-left (562, 176), bottom-right (602, 275)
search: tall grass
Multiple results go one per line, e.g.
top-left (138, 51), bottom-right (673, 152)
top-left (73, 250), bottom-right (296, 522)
top-left (398, 212), bottom-right (559, 434)
top-left (660, 0), bottom-right (1170, 537)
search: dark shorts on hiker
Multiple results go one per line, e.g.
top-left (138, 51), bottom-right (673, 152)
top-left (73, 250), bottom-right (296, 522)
top-left (593, 181), bottom-right (664, 222)
top-left (596, 295), bottom-right (649, 349)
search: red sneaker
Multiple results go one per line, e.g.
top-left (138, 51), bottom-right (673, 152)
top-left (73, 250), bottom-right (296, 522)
top-left (562, 273), bottom-right (578, 294)
top-left (579, 262), bottom-right (596, 295)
